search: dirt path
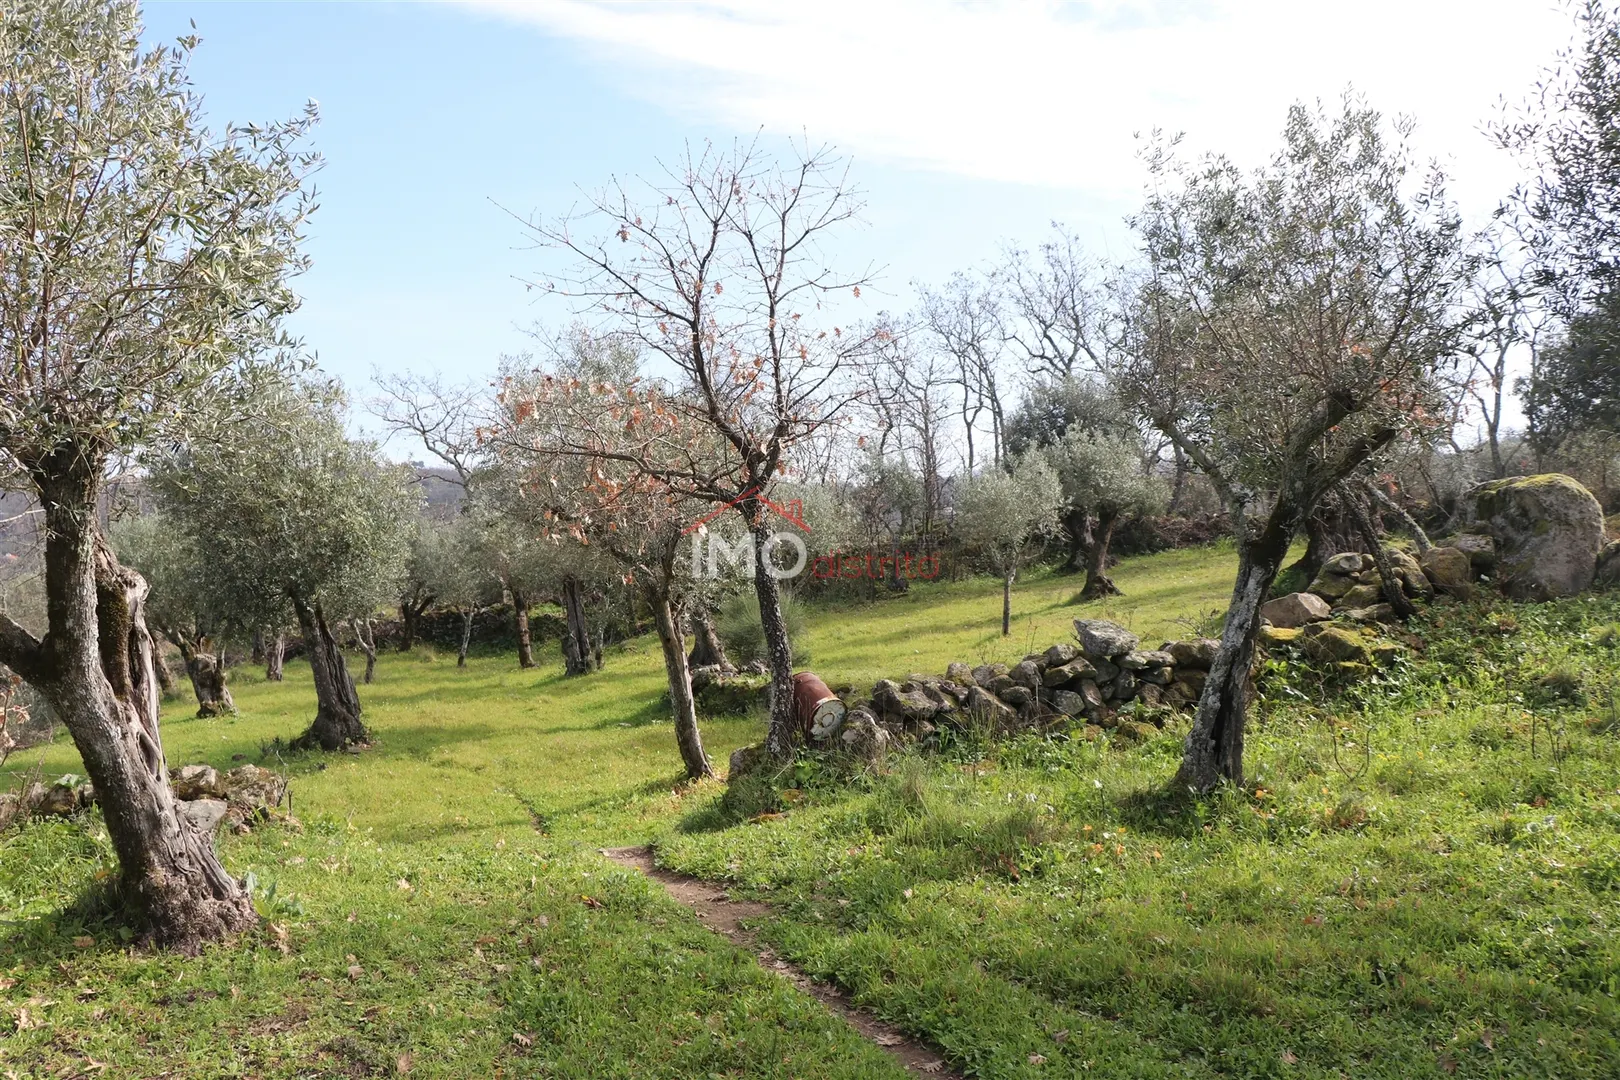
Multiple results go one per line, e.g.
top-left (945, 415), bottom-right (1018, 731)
top-left (600, 846), bottom-right (964, 1079)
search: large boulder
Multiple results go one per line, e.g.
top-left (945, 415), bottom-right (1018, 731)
top-left (1260, 591), bottom-right (1331, 629)
top-left (1073, 619), bottom-right (1139, 660)
top-left (224, 765), bottom-right (286, 818)
top-left (1300, 623), bottom-right (1373, 665)
top-left (1469, 474), bottom-right (1605, 600)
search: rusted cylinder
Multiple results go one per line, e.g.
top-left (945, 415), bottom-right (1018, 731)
top-left (792, 671), bottom-right (845, 739)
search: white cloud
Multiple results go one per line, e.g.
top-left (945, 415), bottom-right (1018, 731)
top-left (469, 0), bottom-right (1573, 215)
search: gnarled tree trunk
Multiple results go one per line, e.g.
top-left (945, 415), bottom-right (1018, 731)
top-left (1002, 570), bottom-right (1014, 636)
top-left (1063, 508), bottom-right (1091, 572)
top-left (251, 628), bottom-right (265, 665)
top-left (0, 457), bottom-right (255, 952)
top-left (399, 594), bottom-right (432, 652)
top-left (512, 586), bottom-right (535, 669)
top-left (687, 609), bottom-right (729, 670)
top-left (650, 591), bottom-right (713, 780)
top-left (1343, 488), bottom-right (1418, 620)
top-left (289, 596), bottom-right (368, 751)
top-left (1079, 508), bottom-right (1123, 600)
top-left (457, 607), bottom-right (474, 667)
top-left (265, 630), bottom-right (284, 682)
top-left (170, 632), bottom-right (234, 717)
top-left (1177, 499), bottom-right (1298, 793)
top-left (349, 617), bottom-right (377, 684)
top-left (560, 576), bottom-right (597, 676)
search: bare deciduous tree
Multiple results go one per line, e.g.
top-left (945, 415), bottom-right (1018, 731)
top-left (510, 140), bottom-right (874, 759)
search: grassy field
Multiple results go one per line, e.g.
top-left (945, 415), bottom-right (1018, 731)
top-left (4, 543), bottom-right (1619, 1078)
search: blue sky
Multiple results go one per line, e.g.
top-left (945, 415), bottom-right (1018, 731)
top-left (142, 1), bottom-right (1573, 422)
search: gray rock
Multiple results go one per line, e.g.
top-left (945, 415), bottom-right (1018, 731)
top-left (1049, 690), bottom-right (1087, 717)
top-left (1009, 660), bottom-right (1043, 690)
top-left (1001, 685), bottom-right (1034, 709)
top-left (1260, 591), bottom-right (1332, 629)
top-left (945, 661), bottom-right (976, 686)
top-left (1073, 619), bottom-right (1140, 659)
top-left (1119, 649), bottom-right (1176, 670)
top-left (224, 765), bottom-right (286, 817)
top-left (1450, 531), bottom-right (1497, 571)
top-left (872, 679), bottom-right (939, 722)
top-left (1469, 474), bottom-right (1605, 600)
top-left (729, 743), bottom-right (769, 780)
top-left (178, 798), bottom-right (228, 836)
top-left (964, 685), bottom-right (1017, 725)
top-left (970, 662), bottom-right (1009, 687)
top-left (1137, 682), bottom-right (1165, 708)
top-left (987, 674), bottom-right (1017, 696)
top-left (837, 708), bottom-right (891, 762)
top-left (1077, 679), bottom-right (1106, 710)
top-left (1166, 638), bottom-right (1219, 669)
top-left (1043, 657), bottom-right (1097, 687)
top-left (1042, 643), bottom-right (1081, 667)
top-left (1139, 666), bottom-right (1174, 686)
top-left (1599, 540), bottom-right (1620, 587)
top-left (1110, 671), bottom-right (1139, 701)
top-left (171, 764), bottom-right (226, 801)
top-left (1308, 570), bottom-right (1360, 602)
top-left (1090, 658), bottom-right (1120, 684)
top-left (1323, 552), bottom-right (1371, 575)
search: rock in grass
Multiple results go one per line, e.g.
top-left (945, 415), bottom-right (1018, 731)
top-left (965, 685), bottom-right (1017, 726)
top-left (1073, 619), bottom-right (1139, 660)
top-left (1009, 660), bottom-right (1043, 690)
top-left (971, 662), bottom-right (1009, 687)
top-left (945, 661), bottom-right (975, 686)
top-left (1119, 649), bottom-right (1176, 670)
top-left (1259, 625), bottom-right (1303, 649)
top-left (1469, 473), bottom-right (1606, 600)
top-left (837, 708), bottom-right (890, 763)
top-left (1260, 591), bottom-right (1331, 629)
top-left (1114, 719), bottom-right (1159, 744)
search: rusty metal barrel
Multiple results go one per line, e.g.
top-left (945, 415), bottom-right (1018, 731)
top-left (792, 671), bottom-right (845, 739)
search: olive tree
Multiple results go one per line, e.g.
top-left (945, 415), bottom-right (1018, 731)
top-left (109, 513), bottom-right (236, 716)
top-left (1045, 428), bottom-right (1167, 599)
top-left (0, 0), bottom-right (314, 949)
top-left (152, 383), bottom-right (417, 751)
top-left (517, 141), bottom-right (874, 758)
top-left (951, 455), bottom-right (1064, 635)
top-left (1121, 100), bottom-right (1467, 792)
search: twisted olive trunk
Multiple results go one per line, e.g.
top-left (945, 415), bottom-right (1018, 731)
top-left (349, 617), bottom-right (377, 684)
top-left (560, 577), bottom-right (597, 676)
top-left (1002, 570), bottom-right (1014, 637)
top-left (289, 596), bottom-right (367, 751)
top-left (170, 632), bottom-right (234, 717)
top-left (9, 455), bottom-right (255, 951)
top-left (398, 594), bottom-right (432, 652)
top-left (687, 609), bottom-right (729, 669)
top-left (512, 586), bottom-right (535, 669)
top-left (650, 591), bottom-right (712, 780)
top-left (1177, 499), bottom-right (1297, 792)
top-left (265, 630), bottom-right (285, 682)
top-left (457, 607), bottom-right (474, 667)
top-left (1079, 508), bottom-right (1123, 600)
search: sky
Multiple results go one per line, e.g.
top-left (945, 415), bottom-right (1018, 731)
top-left (141, 0), bottom-right (1577, 429)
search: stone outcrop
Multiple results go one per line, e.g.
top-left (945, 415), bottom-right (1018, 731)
top-left (1468, 474), bottom-right (1606, 600)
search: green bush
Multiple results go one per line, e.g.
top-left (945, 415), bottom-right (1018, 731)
top-left (716, 588), bottom-right (810, 666)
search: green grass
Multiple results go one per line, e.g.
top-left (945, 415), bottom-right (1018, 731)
top-left (4, 545), bottom-right (1617, 1078)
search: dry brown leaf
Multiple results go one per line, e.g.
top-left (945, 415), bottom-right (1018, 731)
top-left (1029, 1053), bottom-right (1047, 1065)
top-left (873, 1033), bottom-right (904, 1047)
top-left (919, 1062), bottom-right (945, 1074)
top-left (512, 1032), bottom-right (534, 1048)
top-left (72, 936), bottom-right (94, 950)
top-left (346, 964), bottom-right (363, 981)
top-left (1282, 1049), bottom-right (1298, 1065)
top-left (395, 1051), bottom-right (413, 1074)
